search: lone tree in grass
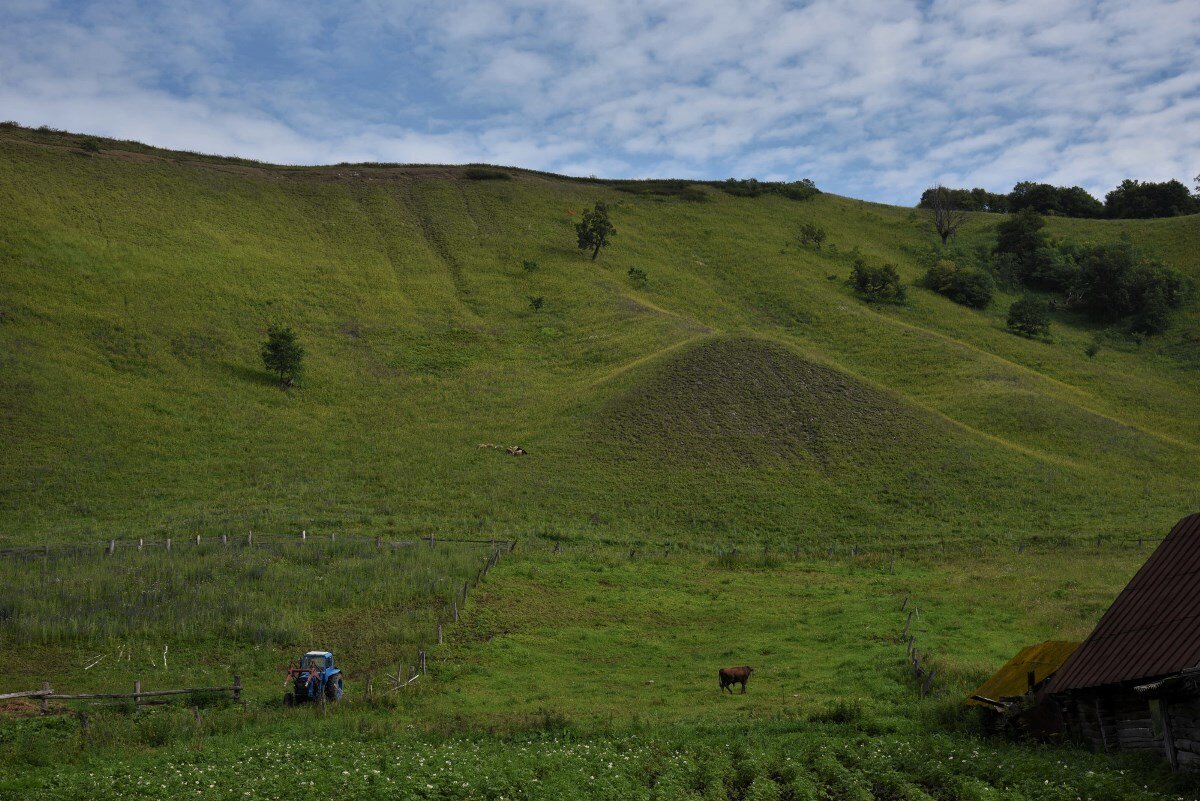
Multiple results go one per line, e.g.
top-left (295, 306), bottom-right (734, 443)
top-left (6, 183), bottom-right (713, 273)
top-left (925, 185), bottom-right (968, 245)
top-left (1006, 296), bottom-right (1050, 338)
top-left (261, 324), bottom-right (304, 388)
top-left (576, 201), bottom-right (616, 260)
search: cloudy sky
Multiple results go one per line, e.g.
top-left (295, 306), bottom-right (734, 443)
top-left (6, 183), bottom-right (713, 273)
top-left (2, 0), bottom-right (1197, 205)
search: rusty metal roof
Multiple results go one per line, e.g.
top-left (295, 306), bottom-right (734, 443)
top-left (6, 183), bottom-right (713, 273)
top-left (968, 640), bottom-right (1079, 704)
top-left (1046, 513), bottom-right (1200, 694)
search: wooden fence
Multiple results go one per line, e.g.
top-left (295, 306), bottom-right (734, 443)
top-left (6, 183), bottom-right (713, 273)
top-left (0, 532), bottom-right (516, 560)
top-left (0, 677), bottom-right (242, 713)
top-left (899, 594), bottom-right (937, 697)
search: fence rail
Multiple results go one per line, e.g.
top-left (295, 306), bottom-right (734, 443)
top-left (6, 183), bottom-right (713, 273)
top-left (1, 678), bottom-right (242, 713)
top-left (0, 532), bottom-right (516, 560)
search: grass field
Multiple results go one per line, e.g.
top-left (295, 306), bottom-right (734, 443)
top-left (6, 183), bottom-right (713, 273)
top-left (1, 125), bottom-right (1197, 547)
top-left (2, 124), bottom-right (1199, 798)
top-left (5, 542), bottom-right (1198, 798)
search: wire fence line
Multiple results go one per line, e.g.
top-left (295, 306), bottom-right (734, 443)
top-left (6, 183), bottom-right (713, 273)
top-left (0, 531), bottom-right (516, 561)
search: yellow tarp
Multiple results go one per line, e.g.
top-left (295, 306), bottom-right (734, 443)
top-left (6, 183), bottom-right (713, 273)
top-left (967, 640), bottom-right (1080, 705)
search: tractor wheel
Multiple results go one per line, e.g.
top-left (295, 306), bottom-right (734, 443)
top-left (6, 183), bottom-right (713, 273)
top-left (324, 675), bottom-right (343, 702)
top-left (284, 692), bottom-right (294, 707)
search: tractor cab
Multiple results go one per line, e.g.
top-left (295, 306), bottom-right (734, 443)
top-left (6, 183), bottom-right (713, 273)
top-left (301, 652), bottom-right (333, 670)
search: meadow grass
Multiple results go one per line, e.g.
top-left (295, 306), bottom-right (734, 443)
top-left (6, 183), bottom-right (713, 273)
top-left (2, 125), bottom-right (1200, 798)
top-left (5, 542), bottom-right (1199, 798)
top-left (2, 538), bottom-right (496, 699)
top-left (1, 128), bottom-right (1197, 547)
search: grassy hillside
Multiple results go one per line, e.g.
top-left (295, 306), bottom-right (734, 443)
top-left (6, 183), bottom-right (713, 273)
top-left (1, 125), bottom-right (1197, 547)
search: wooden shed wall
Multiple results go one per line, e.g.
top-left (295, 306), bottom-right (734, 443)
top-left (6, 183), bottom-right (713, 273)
top-left (1057, 689), bottom-right (1200, 771)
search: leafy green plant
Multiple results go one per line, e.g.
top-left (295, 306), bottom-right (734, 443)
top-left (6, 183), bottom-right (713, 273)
top-left (628, 267), bottom-right (648, 287)
top-left (529, 296), bottom-right (544, 311)
top-left (463, 167), bottom-right (510, 180)
top-left (922, 260), bottom-right (993, 309)
top-left (522, 259), bottom-right (539, 272)
top-left (797, 223), bottom-right (826, 250)
top-left (576, 202), bottom-right (616, 260)
top-left (261, 324), bottom-right (304, 387)
top-left (1006, 296), bottom-right (1050, 338)
top-left (848, 258), bottom-right (906, 303)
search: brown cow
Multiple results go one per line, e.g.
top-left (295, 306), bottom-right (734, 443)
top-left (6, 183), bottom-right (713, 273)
top-left (719, 666), bottom-right (753, 694)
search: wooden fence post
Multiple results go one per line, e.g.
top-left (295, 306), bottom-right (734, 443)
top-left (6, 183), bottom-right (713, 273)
top-left (107, 539), bottom-right (115, 555)
top-left (301, 530), bottom-right (306, 541)
top-left (901, 594), bottom-right (909, 612)
top-left (195, 534), bottom-right (201, 546)
top-left (221, 534), bottom-right (228, 546)
top-left (453, 600), bottom-right (459, 622)
top-left (166, 538), bottom-right (171, 553)
top-left (364, 674), bottom-right (373, 702)
top-left (134, 680), bottom-right (141, 706)
top-left (138, 538), bottom-right (144, 551)
top-left (420, 650), bottom-right (426, 674)
top-left (902, 610), bottom-right (914, 637)
top-left (40, 682), bottom-right (50, 714)
top-left (232, 675), bottom-right (241, 702)
top-left (375, 536), bottom-right (382, 549)
top-left (331, 532), bottom-right (336, 542)
top-left (438, 623), bottom-right (443, 644)
top-left (247, 530), bottom-right (253, 546)
top-left (923, 668), bottom-right (938, 697)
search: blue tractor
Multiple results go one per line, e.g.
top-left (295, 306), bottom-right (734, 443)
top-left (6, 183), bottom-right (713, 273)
top-left (284, 651), bottom-right (344, 705)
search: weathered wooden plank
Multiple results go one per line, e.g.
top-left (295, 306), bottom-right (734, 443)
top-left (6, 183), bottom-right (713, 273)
top-left (0, 688), bottom-right (53, 701)
top-left (50, 685), bottom-right (235, 700)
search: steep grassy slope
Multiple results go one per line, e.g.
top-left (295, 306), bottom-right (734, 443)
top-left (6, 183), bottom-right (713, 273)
top-left (1, 126), bottom-right (1197, 545)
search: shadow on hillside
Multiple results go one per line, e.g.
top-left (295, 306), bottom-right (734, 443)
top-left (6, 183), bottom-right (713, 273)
top-left (221, 362), bottom-right (282, 388)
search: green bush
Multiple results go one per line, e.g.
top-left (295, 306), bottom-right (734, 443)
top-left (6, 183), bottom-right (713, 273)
top-left (848, 259), bottom-right (906, 303)
top-left (922, 260), bottom-right (994, 308)
top-left (1006, 296), bottom-right (1050, 338)
top-left (529, 296), bottom-right (544, 311)
top-left (79, 139), bottom-right (101, 154)
top-left (462, 167), bottom-right (510, 180)
top-left (797, 223), bottom-right (826, 250)
top-left (522, 259), bottom-right (538, 272)
top-left (1072, 241), bottom-right (1190, 330)
top-left (721, 178), bottom-right (820, 201)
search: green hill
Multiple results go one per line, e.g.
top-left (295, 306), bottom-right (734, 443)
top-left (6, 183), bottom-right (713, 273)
top-left (1, 125), bottom-right (1197, 546)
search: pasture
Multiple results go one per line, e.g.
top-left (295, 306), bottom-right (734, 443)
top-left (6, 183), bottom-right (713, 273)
top-left (6, 541), bottom-right (1199, 799)
top-left (2, 127), bottom-right (1199, 798)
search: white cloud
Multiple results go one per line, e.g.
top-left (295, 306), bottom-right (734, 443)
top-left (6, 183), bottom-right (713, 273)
top-left (0, 0), bottom-right (1196, 203)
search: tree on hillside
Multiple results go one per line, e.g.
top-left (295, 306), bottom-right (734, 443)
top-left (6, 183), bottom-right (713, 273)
top-left (848, 258), bottom-right (906, 303)
top-left (1008, 181), bottom-right (1104, 218)
top-left (1104, 179), bottom-right (1199, 218)
top-left (924, 185), bottom-right (968, 245)
top-left (1006, 296), bottom-right (1050, 338)
top-left (261, 324), bottom-right (304, 388)
top-left (576, 202), bottom-right (616, 260)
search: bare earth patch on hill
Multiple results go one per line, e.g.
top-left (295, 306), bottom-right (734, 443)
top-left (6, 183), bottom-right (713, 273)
top-left (594, 335), bottom-right (935, 468)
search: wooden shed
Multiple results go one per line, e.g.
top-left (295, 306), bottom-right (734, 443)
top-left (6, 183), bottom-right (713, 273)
top-left (1044, 513), bottom-right (1200, 769)
top-left (968, 640), bottom-right (1078, 737)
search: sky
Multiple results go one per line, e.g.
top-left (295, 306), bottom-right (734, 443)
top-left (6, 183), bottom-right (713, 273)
top-left (1, 0), bottom-right (1197, 205)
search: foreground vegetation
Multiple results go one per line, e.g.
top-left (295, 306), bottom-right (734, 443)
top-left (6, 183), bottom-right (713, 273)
top-left (5, 543), bottom-right (1198, 798)
top-left (3, 538), bottom-right (496, 699)
top-left (2, 125), bottom-right (1198, 798)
